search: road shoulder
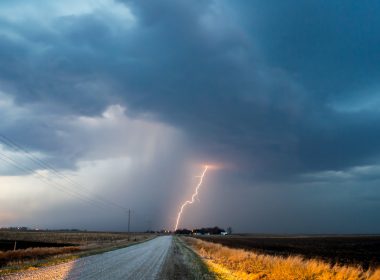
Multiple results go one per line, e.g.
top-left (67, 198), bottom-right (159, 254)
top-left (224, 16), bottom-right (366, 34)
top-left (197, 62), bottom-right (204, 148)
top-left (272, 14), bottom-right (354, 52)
top-left (158, 236), bottom-right (215, 280)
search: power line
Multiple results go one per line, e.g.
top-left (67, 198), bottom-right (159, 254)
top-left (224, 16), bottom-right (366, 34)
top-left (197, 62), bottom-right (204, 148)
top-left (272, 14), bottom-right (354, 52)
top-left (0, 135), bottom-right (119, 208)
top-left (0, 135), bottom-right (128, 211)
top-left (0, 151), bottom-right (108, 210)
top-left (0, 150), bottom-right (107, 210)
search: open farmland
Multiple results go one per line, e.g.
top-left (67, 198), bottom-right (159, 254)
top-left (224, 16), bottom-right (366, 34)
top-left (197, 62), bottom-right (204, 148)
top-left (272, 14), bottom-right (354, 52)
top-left (185, 237), bottom-right (380, 280)
top-left (0, 230), bottom-right (141, 245)
top-left (196, 235), bottom-right (380, 269)
top-left (0, 230), bottom-right (153, 274)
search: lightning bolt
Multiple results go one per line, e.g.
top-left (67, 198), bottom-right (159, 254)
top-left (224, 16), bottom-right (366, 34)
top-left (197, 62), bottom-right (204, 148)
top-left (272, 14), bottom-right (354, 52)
top-left (174, 165), bottom-right (209, 231)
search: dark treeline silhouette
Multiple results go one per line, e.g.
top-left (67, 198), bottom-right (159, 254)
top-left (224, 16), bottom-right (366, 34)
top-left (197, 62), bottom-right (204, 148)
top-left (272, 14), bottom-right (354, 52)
top-left (175, 226), bottom-right (226, 235)
top-left (175, 229), bottom-right (193, 235)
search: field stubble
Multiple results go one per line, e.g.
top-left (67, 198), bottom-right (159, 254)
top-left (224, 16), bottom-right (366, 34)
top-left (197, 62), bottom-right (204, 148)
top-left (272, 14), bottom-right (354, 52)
top-left (0, 231), bottom-right (153, 275)
top-left (185, 237), bottom-right (380, 280)
top-left (197, 235), bottom-right (380, 269)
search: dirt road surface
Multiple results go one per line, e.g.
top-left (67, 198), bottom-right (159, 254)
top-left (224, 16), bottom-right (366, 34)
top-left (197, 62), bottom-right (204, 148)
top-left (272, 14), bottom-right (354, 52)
top-left (2, 236), bottom-right (173, 280)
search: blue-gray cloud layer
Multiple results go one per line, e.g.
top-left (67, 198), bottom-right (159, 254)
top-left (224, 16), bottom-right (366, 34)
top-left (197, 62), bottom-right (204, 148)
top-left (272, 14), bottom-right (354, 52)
top-left (1, 0), bottom-right (380, 232)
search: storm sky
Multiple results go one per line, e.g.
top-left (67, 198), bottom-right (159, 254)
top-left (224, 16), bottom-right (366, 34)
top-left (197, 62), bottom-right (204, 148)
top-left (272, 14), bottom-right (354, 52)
top-left (1, 0), bottom-right (380, 233)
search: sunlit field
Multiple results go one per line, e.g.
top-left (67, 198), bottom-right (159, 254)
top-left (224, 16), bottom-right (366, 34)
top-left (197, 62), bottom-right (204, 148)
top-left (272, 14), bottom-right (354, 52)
top-left (185, 237), bottom-right (380, 280)
top-left (196, 235), bottom-right (380, 269)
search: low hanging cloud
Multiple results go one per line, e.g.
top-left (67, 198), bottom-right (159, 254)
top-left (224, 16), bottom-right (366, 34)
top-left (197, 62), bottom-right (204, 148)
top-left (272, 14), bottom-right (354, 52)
top-left (0, 101), bottom-right (193, 230)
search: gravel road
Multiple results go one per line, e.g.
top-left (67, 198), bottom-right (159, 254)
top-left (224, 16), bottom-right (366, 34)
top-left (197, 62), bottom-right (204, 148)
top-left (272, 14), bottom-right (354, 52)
top-left (1, 236), bottom-right (172, 280)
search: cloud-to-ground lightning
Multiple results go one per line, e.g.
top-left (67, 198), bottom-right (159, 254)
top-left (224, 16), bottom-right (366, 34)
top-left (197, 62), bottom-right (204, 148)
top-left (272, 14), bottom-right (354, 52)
top-left (174, 165), bottom-right (209, 231)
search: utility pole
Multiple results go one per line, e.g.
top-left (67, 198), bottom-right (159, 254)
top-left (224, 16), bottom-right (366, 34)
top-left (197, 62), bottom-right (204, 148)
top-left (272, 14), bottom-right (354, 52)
top-left (128, 208), bottom-right (131, 233)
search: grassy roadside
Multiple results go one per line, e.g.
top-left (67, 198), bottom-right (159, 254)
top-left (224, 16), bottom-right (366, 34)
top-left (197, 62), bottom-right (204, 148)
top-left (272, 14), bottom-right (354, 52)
top-left (174, 236), bottom-right (215, 279)
top-left (181, 237), bottom-right (234, 280)
top-left (0, 234), bottom-right (156, 276)
top-left (184, 237), bottom-right (380, 280)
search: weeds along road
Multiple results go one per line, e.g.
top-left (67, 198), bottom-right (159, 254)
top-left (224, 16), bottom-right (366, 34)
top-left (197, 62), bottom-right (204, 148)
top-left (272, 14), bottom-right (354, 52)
top-left (2, 236), bottom-right (175, 280)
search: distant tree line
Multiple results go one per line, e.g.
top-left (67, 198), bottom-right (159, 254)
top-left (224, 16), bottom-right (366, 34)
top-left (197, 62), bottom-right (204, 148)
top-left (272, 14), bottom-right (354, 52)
top-left (175, 226), bottom-right (229, 235)
top-left (0, 227), bottom-right (29, 231)
top-left (0, 227), bottom-right (83, 232)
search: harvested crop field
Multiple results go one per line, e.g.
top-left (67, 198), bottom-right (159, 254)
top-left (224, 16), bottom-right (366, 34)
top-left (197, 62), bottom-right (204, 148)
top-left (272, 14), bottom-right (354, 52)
top-left (186, 237), bottom-right (380, 280)
top-left (196, 235), bottom-right (380, 269)
top-left (0, 231), bottom-right (137, 245)
top-left (0, 231), bottom-right (153, 274)
top-left (0, 240), bottom-right (74, 251)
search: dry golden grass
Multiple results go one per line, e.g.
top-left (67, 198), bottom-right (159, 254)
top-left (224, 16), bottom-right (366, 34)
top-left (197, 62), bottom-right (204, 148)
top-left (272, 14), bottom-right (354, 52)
top-left (184, 237), bottom-right (380, 280)
top-left (0, 231), bottom-right (153, 273)
top-left (0, 246), bottom-right (80, 266)
top-left (0, 231), bottom-right (136, 245)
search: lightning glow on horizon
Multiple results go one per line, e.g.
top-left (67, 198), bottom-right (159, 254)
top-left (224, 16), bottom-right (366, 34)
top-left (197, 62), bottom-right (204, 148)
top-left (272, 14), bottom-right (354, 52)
top-left (174, 165), bottom-right (209, 231)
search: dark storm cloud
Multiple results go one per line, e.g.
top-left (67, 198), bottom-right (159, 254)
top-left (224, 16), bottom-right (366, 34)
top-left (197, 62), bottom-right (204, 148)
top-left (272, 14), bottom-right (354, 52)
top-left (118, 0), bottom-right (380, 178)
top-left (1, 0), bottom-right (380, 232)
top-left (231, 0), bottom-right (380, 92)
top-left (0, 0), bottom-right (380, 178)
